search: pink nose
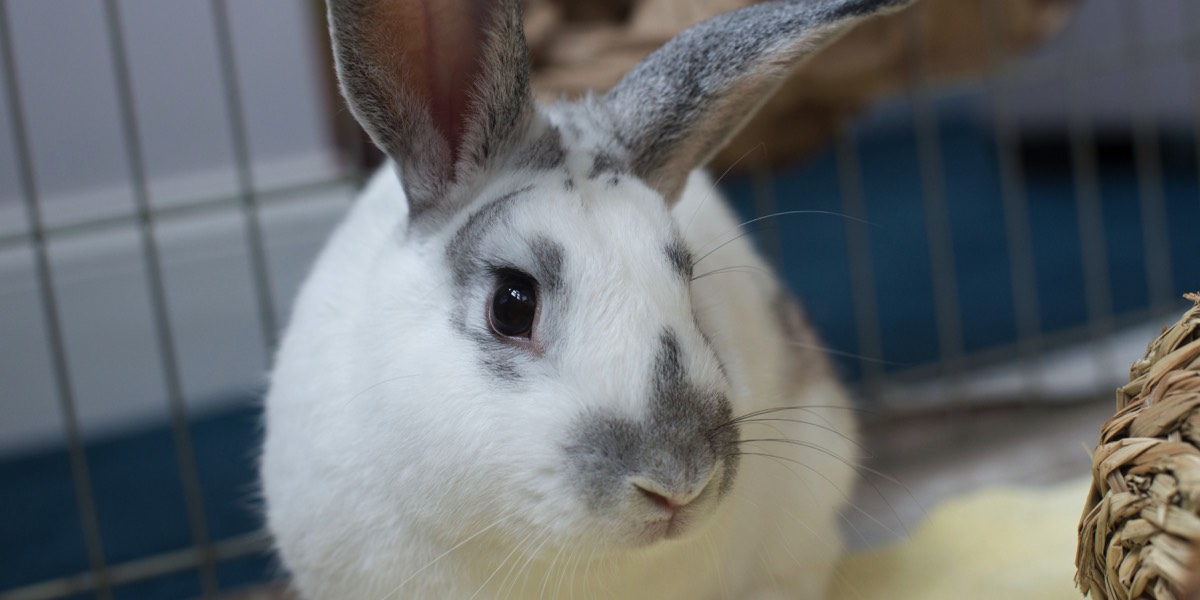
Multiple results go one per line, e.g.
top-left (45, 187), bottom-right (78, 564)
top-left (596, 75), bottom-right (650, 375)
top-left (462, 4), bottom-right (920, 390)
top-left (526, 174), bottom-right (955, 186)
top-left (636, 484), bottom-right (687, 512)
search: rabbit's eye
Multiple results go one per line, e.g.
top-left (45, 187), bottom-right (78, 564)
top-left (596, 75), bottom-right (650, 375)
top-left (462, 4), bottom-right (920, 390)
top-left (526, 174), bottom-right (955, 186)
top-left (489, 272), bottom-right (538, 338)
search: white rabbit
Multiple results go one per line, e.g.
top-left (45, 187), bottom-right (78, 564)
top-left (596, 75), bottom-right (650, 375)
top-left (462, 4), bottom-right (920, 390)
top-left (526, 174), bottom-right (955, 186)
top-left (261, 0), bottom-right (907, 598)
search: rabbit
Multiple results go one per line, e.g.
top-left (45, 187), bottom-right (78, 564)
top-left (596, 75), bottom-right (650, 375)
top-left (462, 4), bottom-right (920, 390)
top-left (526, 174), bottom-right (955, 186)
top-left (260, 0), bottom-right (908, 598)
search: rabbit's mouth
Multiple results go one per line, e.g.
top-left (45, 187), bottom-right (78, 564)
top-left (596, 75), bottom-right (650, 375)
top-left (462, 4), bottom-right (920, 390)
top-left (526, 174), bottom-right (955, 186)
top-left (631, 474), bottom-right (718, 545)
top-left (640, 513), bottom-right (689, 544)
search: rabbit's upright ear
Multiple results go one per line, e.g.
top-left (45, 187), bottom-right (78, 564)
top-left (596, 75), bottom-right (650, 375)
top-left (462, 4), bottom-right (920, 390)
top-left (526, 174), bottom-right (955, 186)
top-left (603, 0), bottom-right (909, 204)
top-left (328, 0), bottom-right (533, 226)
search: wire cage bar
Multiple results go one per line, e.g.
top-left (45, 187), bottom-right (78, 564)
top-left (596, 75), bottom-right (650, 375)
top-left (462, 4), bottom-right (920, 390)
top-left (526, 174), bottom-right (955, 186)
top-left (1, 0), bottom-right (1199, 598)
top-left (0, 1), bottom-right (114, 597)
top-left (102, 0), bottom-right (220, 593)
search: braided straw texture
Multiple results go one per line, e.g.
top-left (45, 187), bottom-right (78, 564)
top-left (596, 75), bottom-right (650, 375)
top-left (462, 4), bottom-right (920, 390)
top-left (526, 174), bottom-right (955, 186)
top-left (1077, 294), bottom-right (1200, 599)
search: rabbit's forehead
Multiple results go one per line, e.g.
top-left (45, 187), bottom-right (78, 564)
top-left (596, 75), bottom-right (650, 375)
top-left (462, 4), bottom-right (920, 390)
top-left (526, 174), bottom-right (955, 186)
top-left (445, 170), bottom-right (686, 289)
top-left (439, 170), bottom-right (702, 355)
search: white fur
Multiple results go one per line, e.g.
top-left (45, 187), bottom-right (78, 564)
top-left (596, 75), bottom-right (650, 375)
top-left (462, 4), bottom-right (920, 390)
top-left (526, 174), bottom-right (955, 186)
top-left (262, 148), bottom-right (858, 598)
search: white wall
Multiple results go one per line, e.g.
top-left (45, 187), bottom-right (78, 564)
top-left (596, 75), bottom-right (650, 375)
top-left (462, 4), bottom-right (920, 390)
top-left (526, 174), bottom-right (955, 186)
top-left (0, 0), bottom-right (338, 233)
top-left (0, 0), bottom-right (343, 454)
top-left (1005, 0), bottom-right (1197, 131)
top-left (0, 187), bottom-right (351, 455)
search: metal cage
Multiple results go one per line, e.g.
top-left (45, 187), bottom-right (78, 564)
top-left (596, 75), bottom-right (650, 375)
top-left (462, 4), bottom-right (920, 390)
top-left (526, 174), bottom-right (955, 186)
top-left (0, 0), bottom-right (1197, 598)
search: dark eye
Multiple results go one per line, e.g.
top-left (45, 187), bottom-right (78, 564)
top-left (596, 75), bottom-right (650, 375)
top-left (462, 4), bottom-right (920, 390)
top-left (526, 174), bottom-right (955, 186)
top-left (489, 272), bottom-right (538, 338)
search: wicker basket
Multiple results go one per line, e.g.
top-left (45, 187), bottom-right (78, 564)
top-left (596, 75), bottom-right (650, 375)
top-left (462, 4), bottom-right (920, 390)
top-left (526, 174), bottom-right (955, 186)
top-left (1077, 294), bottom-right (1200, 599)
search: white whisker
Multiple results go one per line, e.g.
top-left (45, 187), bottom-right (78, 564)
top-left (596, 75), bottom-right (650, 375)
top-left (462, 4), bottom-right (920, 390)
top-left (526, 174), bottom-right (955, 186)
top-left (379, 511), bottom-right (517, 600)
top-left (538, 534), bottom-right (569, 600)
top-left (468, 526), bottom-right (538, 600)
top-left (690, 264), bottom-right (772, 284)
top-left (341, 373), bottom-right (422, 409)
top-left (735, 446), bottom-right (906, 539)
top-left (682, 141), bottom-right (768, 237)
top-left (785, 339), bottom-right (906, 366)
top-left (693, 209), bottom-right (879, 267)
top-left (733, 417), bottom-right (870, 456)
top-left (502, 528), bottom-right (555, 599)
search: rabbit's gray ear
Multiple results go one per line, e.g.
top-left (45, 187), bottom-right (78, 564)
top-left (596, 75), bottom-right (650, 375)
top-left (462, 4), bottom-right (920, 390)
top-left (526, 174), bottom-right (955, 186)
top-left (328, 0), bottom-right (533, 225)
top-left (603, 0), bottom-right (909, 204)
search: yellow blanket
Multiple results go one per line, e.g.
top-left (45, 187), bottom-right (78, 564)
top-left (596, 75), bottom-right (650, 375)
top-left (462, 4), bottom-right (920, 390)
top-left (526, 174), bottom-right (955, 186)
top-left (832, 478), bottom-right (1089, 599)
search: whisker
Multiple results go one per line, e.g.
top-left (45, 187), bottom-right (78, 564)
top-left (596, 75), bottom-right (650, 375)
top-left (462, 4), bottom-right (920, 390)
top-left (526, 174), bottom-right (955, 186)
top-left (689, 264), bottom-right (772, 283)
top-left (836, 499), bottom-right (873, 555)
top-left (597, 550), bottom-right (618, 598)
top-left (563, 544), bottom-right (583, 600)
top-left (692, 209), bottom-right (879, 267)
top-left (731, 490), bottom-right (810, 582)
top-left (784, 340), bottom-right (906, 367)
top-left (468, 526), bottom-right (537, 600)
top-left (583, 538), bottom-right (601, 599)
top-left (754, 541), bottom-right (784, 591)
top-left (742, 437), bottom-right (916, 528)
top-left (735, 418), bottom-right (871, 457)
top-left (826, 537), bottom-right (869, 600)
top-left (703, 533), bottom-right (729, 599)
top-left (342, 373), bottom-right (422, 409)
top-left (505, 528), bottom-right (556, 599)
top-left (538, 534), bottom-right (569, 600)
top-left (716, 406), bottom-right (873, 435)
top-left (733, 449), bottom-right (906, 539)
top-left (682, 141), bottom-right (768, 237)
top-left (735, 437), bottom-right (909, 489)
top-left (735, 488), bottom-right (852, 589)
top-left (379, 511), bottom-right (516, 599)
top-left (733, 437), bottom-right (858, 472)
top-left (720, 404), bottom-right (879, 429)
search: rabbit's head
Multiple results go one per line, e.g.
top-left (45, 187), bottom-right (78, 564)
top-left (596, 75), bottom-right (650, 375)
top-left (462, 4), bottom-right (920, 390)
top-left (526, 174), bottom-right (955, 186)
top-left (266, 0), bottom-right (905, 569)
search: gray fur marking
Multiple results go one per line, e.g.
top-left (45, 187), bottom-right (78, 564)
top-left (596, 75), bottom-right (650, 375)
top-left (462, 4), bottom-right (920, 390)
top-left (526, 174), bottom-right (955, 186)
top-left (516, 126), bottom-right (566, 171)
top-left (446, 185), bottom-right (533, 288)
top-left (666, 238), bottom-right (693, 280)
top-left (446, 186), bottom-right (534, 383)
top-left (588, 151), bottom-right (626, 186)
top-left (565, 330), bottom-right (738, 511)
top-left (602, 0), bottom-right (907, 201)
top-left (469, 329), bottom-right (525, 381)
top-left (446, 189), bottom-right (567, 383)
top-left (530, 236), bottom-right (565, 294)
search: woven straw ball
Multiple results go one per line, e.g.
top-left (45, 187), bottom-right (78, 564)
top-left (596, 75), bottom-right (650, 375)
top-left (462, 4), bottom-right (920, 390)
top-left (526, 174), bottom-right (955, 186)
top-left (1077, 294), bottom-right (1200, 599)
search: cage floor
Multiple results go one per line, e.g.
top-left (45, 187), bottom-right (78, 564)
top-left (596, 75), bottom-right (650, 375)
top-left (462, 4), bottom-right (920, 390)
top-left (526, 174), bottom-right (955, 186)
top-left (0, 400), bottom-right (270, 599)
top-left (848, 398), bottom-right (1111, 549)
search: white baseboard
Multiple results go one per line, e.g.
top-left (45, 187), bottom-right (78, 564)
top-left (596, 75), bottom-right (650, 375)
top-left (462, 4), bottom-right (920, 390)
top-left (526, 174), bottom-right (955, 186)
top-left (0, 168), bottom-right (355, 456)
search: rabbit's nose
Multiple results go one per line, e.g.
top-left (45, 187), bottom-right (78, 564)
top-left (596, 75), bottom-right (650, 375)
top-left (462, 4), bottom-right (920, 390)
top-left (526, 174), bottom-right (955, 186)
top-left (635, 485), bottom-right (689, 513)
top-left (631, 473), bottom-right (712, 513)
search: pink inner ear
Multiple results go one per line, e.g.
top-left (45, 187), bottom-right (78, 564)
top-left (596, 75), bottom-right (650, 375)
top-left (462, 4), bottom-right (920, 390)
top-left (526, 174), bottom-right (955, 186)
top-left (375, 0), bottom-right (489, 166)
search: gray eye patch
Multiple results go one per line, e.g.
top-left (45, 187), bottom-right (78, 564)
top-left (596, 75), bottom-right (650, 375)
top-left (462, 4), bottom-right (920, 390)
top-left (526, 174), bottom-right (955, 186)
top-left (446, 185), bottom-right (534, 290)
top-left (444, 186), bottom-right (569, 381)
